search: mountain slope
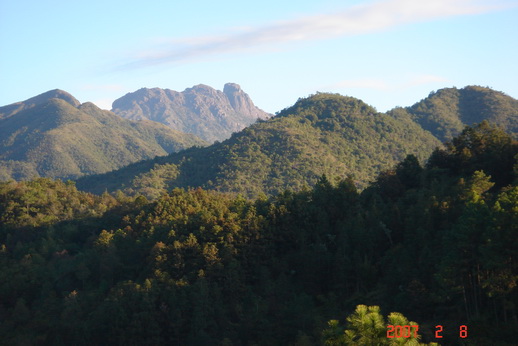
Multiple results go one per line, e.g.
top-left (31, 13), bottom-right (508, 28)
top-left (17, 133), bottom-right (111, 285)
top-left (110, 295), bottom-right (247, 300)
top-left (77, 93), bottom-right (442, 197)
top-left (111, 83), bottom-right (270, 142)
top-left (394, 85), bottom-right (518, 142)
top-left (0, 92), bottom-right (207, 181)
top-left (0, 89), bottom-right (80, 120)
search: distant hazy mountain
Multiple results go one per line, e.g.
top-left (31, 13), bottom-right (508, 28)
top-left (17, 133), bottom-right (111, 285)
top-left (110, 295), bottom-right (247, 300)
top-left (391, 85), bottom-right (518, 142)
top-left (111, 83), bottom-right (270, 142)
top-left (0, 90), bottom-right (207, 181)
top-left (77, 93), bottom-right (442, 198)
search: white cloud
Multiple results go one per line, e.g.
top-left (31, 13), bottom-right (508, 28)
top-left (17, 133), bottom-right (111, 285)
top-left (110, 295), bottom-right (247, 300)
top-left (118, 0), bottom-right (514, 69)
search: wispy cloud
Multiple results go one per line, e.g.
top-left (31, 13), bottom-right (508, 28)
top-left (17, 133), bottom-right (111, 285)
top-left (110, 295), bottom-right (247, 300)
top-left (118, 0), bottom-right (514, 70)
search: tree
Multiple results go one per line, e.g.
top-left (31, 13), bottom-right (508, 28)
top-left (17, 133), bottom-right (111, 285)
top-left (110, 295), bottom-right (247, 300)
top-left (322, 305), bottom-right (438, 345)
top-left (396, 155), bottom-right (423, 189)
top-left (427, 121), bottom-right (517, 187)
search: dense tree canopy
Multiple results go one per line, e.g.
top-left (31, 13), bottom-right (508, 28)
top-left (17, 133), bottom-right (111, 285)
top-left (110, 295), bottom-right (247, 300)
top-left (393, 86), bottom-right (518, 142)
top-left (1, 123), bottom-right (517, 345)
top-left (77, 93), bottom-right (441, 198)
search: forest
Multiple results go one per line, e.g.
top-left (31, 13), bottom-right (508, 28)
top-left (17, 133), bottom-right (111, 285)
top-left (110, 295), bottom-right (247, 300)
top-left (77, 92), bottom-right (442, 198)
top-left (0, 121), bottom-right (517, 345)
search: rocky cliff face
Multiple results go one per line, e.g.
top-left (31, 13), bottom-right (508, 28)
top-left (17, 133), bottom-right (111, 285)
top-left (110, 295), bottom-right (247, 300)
top-left (112, 83), bottom-right (270, 142)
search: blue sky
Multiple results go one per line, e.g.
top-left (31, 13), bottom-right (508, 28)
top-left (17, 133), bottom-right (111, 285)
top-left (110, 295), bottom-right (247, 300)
top-left (1, 0), bottom-right (517, 113)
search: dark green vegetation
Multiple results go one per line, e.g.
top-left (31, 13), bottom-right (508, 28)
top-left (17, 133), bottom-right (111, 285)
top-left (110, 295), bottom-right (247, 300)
top-left (391, 86), bottom-right (518, 142)
top-left (78, 93), bottom-right (442, 198)
top-left (0, 90), bottom-right (207, 181)
top-left (112, 83), bottom-right (270, 142)
top-left (1, 122), bottom-right (517, 345)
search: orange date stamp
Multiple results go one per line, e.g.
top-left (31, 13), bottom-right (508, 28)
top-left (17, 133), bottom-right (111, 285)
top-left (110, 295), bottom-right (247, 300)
top-left (387, 324), bottom-right (468, 339)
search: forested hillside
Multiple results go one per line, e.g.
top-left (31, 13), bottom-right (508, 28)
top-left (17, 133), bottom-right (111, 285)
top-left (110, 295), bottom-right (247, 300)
top-left (1, 122), bottom-right (516, 345)
top-left (0, 89), bottom-right (81, 120)
top-left (0, 91), bottom-right (206, 181)
top-left (392, 85), bottom-right (518, 142)
top-left (77, 93), bottom-right (441, 198)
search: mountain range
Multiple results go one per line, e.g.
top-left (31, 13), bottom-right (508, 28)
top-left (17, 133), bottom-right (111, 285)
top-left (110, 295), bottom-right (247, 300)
top-left (1, 84), bottom-right (517, 197)
top-left (77, 92), bottom-right (443, 197)
top-left (111, 83), bottom-right (270, 142)
top-left (1, 84), bottom-right (517, 345)
top-left (76, 85), bottom-right (518, 198)
top-left (0, 90), bottom-right (206, 181)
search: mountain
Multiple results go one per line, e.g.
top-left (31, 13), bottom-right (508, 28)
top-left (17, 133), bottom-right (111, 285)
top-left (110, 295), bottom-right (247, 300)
top-left (77, 92), bottom-right (442, 198)
top-left (0, 90), bottom-right (207, 181)
top-left (111, 83), bottom-right (270, 142)
top-left (392, 85), bottom-right (518, 142)
top-left (0, 89), bottom-right (80, 120)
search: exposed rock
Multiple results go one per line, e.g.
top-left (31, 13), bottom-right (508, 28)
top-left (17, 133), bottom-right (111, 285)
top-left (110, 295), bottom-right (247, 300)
top-left (112, 83), bottom-right (270, 142)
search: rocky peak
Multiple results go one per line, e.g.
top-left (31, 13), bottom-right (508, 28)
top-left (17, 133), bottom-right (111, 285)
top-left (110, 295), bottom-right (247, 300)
top-left (223, 83), bottom-right (242, 94)
top-left (189, 84), bottom-right (215, 92)
top-left (223, 83), bottom-right (268, 120)
top-left (111, 83), bottom-right (271, 142)
top-left (224, 83), bottom-right (243, 110)
top-left (130, 88), bottom-right (168, 102)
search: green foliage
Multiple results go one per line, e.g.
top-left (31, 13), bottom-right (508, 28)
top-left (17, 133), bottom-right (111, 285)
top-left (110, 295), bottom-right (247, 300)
top-left (322, 305), bottom-right (437, 345)
top-left (1, 123), bottom-right (517, 345)
top-left (398, 85), bottom-right (518, 142)
top-left (427, 121), bottom-right (518, 188)
top-left (0, 178), bottom-right (117, 228)
top-left (78, 93), bottom-right (441, 197)
top-left (342, 305), bottom-right (387, 345)
top-left (0, 96), bottom-right (206, 181)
